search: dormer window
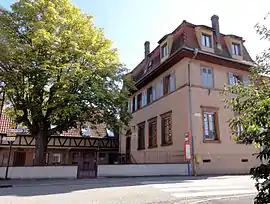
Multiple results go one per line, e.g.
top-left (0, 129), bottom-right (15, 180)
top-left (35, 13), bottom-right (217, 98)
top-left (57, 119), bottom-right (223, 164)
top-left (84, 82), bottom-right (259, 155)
top-left (232, 43), bottom-right (241, 56)
top-left (161, 43), bottom-right (168, 58)
top-left (202, 33), bottom-right (212, 48)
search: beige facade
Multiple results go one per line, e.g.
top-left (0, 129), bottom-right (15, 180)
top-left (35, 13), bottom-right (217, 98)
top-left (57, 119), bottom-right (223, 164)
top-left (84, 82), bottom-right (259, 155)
top-left (121, 57), bottom-right (260, 175)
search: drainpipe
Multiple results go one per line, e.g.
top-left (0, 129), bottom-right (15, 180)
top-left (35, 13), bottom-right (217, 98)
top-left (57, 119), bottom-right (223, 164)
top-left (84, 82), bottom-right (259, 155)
top-left (188, 48), bottom-right (198, 176)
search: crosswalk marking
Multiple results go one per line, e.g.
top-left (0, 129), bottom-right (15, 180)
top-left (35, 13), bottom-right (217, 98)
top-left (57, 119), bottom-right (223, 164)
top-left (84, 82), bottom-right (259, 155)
top-left (171, 189), bottom-right (256, 198)
top-left (161, 185), bottom-right (253, 192)
top-left (141, 176), bottom-right (256, 199)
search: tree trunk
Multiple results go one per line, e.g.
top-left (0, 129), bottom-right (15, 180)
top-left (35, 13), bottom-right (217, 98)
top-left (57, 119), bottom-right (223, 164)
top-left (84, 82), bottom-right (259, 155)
top-left (34, 129), bottom-right (49, 166)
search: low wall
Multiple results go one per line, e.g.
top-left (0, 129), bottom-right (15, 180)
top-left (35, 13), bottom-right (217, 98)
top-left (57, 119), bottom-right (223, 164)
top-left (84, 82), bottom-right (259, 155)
top-left (0, 166), bottom-right (78, 179)
top-left (98, 164), bottom-right (188, 177)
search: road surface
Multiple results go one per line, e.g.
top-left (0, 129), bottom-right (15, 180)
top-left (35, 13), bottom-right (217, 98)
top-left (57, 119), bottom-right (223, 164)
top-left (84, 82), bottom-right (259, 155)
top-left (0, 176), bottom-right (256, 203)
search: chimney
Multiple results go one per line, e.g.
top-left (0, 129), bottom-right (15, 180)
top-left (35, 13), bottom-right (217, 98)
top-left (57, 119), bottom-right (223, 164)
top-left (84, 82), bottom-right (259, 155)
top-left (144, 41), bottom-right (150, 58)
top-left (211, 15), bottom-right (221, 49)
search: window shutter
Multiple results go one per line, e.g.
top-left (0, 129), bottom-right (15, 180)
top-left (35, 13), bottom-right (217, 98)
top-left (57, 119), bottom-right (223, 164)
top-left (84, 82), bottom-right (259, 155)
top-left (134, 95), bottom-right (138, 111)
top-left (160, 78), bottom-right (164, 97)
top-left (169, 70), bottom-right (176, 92)
top-left (228, 72), bottom-right (234, 85)
top-left (201, 68), bottom-right (208, 87)
top-left (128, 99), bottom-right (131, 112)
top-left (152, 85), bottom-right (156, 101)
top-left (242, 75), bottom-right (250, 87)
top-left (142, 90), bottom-right (147, 107)
top-left (207, 68), bottom-right (213, 88)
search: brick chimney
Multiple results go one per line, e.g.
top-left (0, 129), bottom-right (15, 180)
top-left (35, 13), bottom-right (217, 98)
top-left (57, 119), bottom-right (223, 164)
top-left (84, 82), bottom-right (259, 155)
top-left (144, 41), bottom-right (150, 58)
top-left (211, 15), bottom-right (222, 49)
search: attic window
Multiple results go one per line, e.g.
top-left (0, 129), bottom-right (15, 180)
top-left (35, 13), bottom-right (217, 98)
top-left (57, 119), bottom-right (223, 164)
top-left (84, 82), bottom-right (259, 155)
top-left (161, 43), bottom-right (168, 58)
top-left (201, 33), bottom-right (212, 48)
top-left (232, 43), bottom-right (241, 56)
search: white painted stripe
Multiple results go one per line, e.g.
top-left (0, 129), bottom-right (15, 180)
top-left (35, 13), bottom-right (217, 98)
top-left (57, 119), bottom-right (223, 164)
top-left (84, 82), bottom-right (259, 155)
top-left (172, 189), bottom-right (257, 198)
top-left (190, 193), bottom-right (255, 204)
top-left (149, 182), bottom-right (254, 189)
top-left (161, 185), bottom-right (255, 192)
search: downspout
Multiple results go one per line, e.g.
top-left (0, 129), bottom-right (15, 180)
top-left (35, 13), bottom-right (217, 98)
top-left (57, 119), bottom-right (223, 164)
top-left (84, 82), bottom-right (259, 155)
top-left (188, 48), bottom-right (198, 176)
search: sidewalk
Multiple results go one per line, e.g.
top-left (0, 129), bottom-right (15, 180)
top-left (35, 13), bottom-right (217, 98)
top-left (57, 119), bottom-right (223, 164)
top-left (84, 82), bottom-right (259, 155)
top-left (0, 175), bottom-right (251, 188)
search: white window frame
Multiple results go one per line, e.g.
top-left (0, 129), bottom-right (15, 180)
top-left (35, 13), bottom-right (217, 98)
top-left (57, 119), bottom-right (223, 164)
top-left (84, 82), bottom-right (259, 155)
top-left (161, 43), bottom-right (168, 58)
top-left (201, 67), bottom-right (214, 88)
top-left (203, 111), bottom-right (217, 141)
top-left (201, 33), bottom-right (212, 48)
top-left (228, 72), bottom-right (242, 85)
top-left (52, 153), bottom-right (61, 163)
top-left (232, 43), bottom-right (241, 56)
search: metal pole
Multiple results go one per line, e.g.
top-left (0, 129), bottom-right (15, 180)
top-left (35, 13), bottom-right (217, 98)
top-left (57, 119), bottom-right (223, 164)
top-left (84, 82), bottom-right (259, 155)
top-left (187, 160), bottom-right (191, 176)
top-left (188, 50), bottom-right (198, 176)
top-left (5, 141), bottom-right (12, 180)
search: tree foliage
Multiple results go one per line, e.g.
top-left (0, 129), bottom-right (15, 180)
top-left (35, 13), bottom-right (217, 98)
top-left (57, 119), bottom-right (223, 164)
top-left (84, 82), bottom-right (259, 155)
top-left (0, 0), bottom-right (132, 165)
top-left (223, 16), bottom-right (270, 204)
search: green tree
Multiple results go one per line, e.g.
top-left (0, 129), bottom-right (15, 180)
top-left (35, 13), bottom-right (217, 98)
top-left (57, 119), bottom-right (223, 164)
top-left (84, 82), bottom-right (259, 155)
top-left (0, 0), bottom-right (132, 165)
top-left (223, 16), bottom-right (270, 204)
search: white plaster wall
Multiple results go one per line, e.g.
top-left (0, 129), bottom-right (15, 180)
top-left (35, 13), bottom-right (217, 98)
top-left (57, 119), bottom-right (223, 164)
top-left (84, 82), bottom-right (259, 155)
top-left (0, 166), bottom-right (78, 179)
top-left (98, 164), bottom-right (188, 177)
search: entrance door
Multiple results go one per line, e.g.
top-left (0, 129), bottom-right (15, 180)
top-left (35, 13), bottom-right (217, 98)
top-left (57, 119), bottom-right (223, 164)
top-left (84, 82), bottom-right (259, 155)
top-left (72, 151), bottom-right (96, 179)
top-left (13, 151), bottom-right (26, 166)
top-left (126, 137), bottom-right (131, 163)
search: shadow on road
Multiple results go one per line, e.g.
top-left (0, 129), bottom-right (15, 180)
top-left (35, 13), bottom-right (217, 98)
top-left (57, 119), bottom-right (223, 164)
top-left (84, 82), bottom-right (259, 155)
top-left (0, 176), bottom-right (213, 197)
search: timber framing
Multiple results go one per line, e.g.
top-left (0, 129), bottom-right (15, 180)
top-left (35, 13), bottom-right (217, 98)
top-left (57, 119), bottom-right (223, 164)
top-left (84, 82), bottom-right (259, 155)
top-left (0, 134), bottom-right (119, 150)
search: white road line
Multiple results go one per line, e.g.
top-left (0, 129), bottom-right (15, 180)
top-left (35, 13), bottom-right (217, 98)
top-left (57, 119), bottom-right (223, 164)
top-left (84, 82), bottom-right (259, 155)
top-left (161, 185), bottom-right (254, 192)
top-left (190, 193), bottom-right (255, 204)
top-left (148, 182), bottom-right (254, 189)
top-left (171, 189), bottom-right (257, 198)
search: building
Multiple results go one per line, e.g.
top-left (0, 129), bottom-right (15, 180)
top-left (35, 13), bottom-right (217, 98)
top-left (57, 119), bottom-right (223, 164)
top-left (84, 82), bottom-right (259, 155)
top-left (120, 15), bottom-right (261, 175)
top-left (0, 114), bottom-right (119, 178)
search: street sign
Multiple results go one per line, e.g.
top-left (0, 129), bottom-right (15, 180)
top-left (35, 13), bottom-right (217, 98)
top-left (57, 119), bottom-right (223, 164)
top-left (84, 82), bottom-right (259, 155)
top-left (184, 132), bottom-right (192, 161)
top-left (7, 128), bottom-right (25, 133)
top-left (2, 137), bottom-right (16, 141)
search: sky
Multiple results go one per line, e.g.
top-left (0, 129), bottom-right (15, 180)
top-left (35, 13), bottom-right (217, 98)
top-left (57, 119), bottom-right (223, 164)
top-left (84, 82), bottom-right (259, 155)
top-left (1, 0), bottom-right (270, 70)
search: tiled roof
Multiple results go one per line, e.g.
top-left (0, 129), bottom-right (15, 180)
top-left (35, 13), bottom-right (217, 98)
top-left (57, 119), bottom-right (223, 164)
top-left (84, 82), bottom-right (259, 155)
top-left (0, 114), bottom-right (108, 138)
top-left (132, 20), bottom-right (253, 83)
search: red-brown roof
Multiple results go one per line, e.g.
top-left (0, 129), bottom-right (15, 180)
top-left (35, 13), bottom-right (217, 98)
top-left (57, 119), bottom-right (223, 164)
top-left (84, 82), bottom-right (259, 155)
top-left (131, 20), bottom-right (253, 85)
top-left (0, 114), bottom-right (108, 138)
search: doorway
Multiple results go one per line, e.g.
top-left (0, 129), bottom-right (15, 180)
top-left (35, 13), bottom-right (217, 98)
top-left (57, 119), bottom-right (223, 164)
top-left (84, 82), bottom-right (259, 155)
top-left (13, 151), bottom-right (26, 166)
top-left (126, 137), bottom-right (131, 162)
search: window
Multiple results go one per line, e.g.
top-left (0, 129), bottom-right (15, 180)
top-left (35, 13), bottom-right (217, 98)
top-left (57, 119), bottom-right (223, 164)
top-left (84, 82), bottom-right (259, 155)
top-left (163, 72), bottom-right (176, 95)
top-left (137, 122), bottom-right (145, 150)
top-left (161, 43), bottom-right (168, 58)
top-left (201, 67), bottom-right (214, 88)
top-left (148, 117), bottom-right (157, 148)
top-left (163, 75), bottom-right (170, 95)
top-left (132, 97), bottom-right (136, 112)
top-left (147, 87), bottom-right (153, 104)
top-left (201, 33), bottom-right (212, 48)
top-left (233, 112), bottom-right (244, 144)
top-left (161, 111), bottom-right (173, 145)
top-left (232, 43), bottom-right (241, 56)
top-left (137, 93), bottom-right (142, 109)
top-left (52, 153), bottom-right (61, 164)
top-left (228, 72), bottom-right (243, 85)
top-left (202, 107), bottom-right (219, 141)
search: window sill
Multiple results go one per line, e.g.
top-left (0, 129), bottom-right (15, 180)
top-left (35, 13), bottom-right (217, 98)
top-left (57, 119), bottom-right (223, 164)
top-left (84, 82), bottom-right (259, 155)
top-left (203, 140), bottom-right (221, 144)
top-left (148, 145), bottom-right (158, 149)
top-left (161, 142), bottom-right (173, 147)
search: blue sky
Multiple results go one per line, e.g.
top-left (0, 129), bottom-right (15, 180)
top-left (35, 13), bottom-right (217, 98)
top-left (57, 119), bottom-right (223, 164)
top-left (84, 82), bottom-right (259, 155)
top-left (1, 0), bottom-right (270, 70)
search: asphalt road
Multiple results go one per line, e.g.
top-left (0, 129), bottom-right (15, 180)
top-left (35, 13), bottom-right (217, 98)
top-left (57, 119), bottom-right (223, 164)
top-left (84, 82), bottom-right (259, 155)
top-left (0, 176), bottom-right (256, 204)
